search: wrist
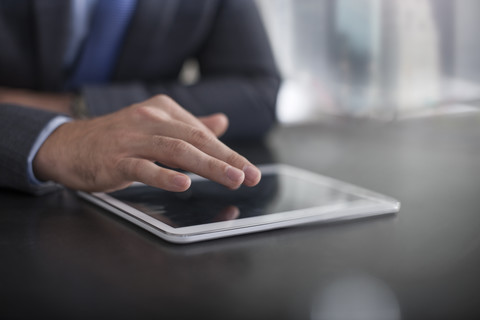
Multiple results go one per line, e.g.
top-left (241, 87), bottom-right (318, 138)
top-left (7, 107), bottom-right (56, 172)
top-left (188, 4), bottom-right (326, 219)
top-left (32, 120), bottom-right (75, 184)
top-left (28, 116), bottom-right (73, 184)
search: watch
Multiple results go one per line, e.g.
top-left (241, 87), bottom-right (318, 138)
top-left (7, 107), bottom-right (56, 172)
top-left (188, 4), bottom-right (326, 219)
top-left (70, 94), bottom-right (89, 119)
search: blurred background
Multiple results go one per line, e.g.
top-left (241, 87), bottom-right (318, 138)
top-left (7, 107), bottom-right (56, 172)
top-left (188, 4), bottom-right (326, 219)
top-left (255, 0), bottom-right (480, 123)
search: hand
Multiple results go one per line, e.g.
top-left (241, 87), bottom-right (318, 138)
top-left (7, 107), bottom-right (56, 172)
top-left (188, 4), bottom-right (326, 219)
top-left (33, 95), bottom-right (262, 193)
top-left (0, 87), bottom-right (73, 115)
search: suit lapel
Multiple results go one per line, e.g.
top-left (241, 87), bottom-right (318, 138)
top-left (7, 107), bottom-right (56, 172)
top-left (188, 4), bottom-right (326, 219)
top-left (114, 0), bottom-right (180, 80)
top-left (33, 0), bottom-right (71, 91)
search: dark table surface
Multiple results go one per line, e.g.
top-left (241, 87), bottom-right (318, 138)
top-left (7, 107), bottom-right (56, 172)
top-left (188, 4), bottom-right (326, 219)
top-left (2, 114), bottom-right (480, 319)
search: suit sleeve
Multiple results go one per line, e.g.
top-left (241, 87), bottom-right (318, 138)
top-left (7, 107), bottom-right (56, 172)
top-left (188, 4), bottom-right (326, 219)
top-left (0, 105), bottom-right (64, 194)
top-left (82, 0), bottom-right (281, 141)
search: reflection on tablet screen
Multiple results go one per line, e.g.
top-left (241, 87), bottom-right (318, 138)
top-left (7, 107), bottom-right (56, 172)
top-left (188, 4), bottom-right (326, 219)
top-left (108, 173), bottom-right (363, 228)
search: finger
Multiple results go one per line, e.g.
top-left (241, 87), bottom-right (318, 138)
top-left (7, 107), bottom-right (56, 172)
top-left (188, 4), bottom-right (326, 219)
top-left (137, 120), bottom-right (261, 186)
top-left (136, 136), bottom-right (246, 189)
top-left (138, 95), bottom-right (213, 134)
top-left (199, 113), bottom-right (229, 137)
top-left (117, 158), bottom-right (191, 192)
top-left (171, 121), bottom-right (260, 186)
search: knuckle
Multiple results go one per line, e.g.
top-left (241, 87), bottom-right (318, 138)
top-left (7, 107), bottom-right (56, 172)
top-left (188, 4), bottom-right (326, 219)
top-left (153, 94), bottom-right (171, 103)
top-left (153, 94), bottom-right (175, 111)
top-left (126, 161), bottom-right (142, 178)
top-left (133, 105), bottom-right (170, 122)
top-left (133, 160), bottom-right (147, 176)
top-left (131, 105), bottom-right (153, 120)
top-left (115, 159), bottom-right (135, 180)
top-left (151, 135), bottom-right (167, 150)
top-left (171, 140), bottom-right (191, 156)
top-left (206, 157), bottom-right (221, 172)
top-left (189, 127), bottom-right (212, 148)
top-left (225, 151), bottom-right (244, 166)
top-left (161, 137), bottom-right (190, 156)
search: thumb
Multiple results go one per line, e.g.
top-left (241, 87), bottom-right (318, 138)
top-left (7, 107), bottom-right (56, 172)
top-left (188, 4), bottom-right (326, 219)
top-left (199, 113), bottom-right (229, 137)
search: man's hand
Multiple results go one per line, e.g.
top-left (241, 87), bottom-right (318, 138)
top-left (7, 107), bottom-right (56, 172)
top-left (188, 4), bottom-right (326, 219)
top-left (32, 95), bottom-right (262, 193)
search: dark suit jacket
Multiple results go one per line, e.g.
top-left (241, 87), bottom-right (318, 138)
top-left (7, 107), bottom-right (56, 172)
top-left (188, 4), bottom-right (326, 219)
top-left (0, 0), bottom-right (281, 194)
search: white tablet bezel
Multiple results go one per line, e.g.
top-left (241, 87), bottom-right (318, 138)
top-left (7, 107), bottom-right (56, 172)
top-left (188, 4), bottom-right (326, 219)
top-left (78, 164), bottom-right (400, 243)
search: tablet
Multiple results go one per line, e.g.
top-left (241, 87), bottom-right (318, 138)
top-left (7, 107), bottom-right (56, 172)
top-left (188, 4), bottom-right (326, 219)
top-left (78, 164), bottom-right (400, 244)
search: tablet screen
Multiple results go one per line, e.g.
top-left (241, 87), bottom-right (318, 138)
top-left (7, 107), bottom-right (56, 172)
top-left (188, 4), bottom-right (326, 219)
top-left (108, 171), bottom-right (365, 228)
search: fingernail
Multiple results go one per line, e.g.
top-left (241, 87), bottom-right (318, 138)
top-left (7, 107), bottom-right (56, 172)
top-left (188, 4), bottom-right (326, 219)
top-left (173, 175), bottom-right (190, 190)
top-left (243, 165), bottom-right (261, 186)
top-left (226, 166), bottom-right (245, 185)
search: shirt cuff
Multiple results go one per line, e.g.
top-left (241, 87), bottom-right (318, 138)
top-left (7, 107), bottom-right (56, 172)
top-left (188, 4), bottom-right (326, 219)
top-left (27, 116), bottom-right (73, 185)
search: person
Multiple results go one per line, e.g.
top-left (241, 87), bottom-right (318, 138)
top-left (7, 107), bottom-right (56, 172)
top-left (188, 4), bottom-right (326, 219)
top-left (0, 0), bottom-right (281, 195)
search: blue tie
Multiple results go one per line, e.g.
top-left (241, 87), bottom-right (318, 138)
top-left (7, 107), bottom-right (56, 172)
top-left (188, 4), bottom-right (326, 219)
top-left (68, 0), bottom-right (137, 89)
